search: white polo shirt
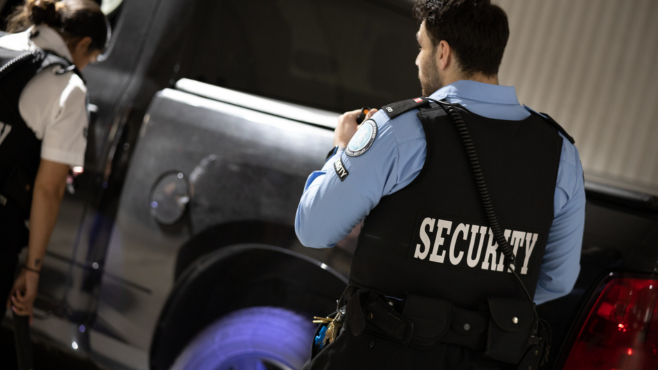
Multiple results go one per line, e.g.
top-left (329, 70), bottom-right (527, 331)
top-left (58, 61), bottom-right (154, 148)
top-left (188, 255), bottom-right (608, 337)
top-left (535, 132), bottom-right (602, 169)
top-left (0, 25), bottom-right (88, 167)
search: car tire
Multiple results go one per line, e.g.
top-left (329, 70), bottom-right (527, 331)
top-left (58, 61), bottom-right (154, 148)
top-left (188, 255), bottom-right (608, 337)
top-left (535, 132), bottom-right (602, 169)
top-left (170, 306), bottom-right (316, 370)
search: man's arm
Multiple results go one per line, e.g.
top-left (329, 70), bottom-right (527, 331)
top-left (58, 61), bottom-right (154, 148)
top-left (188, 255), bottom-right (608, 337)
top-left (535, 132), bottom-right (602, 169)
top-left (7, 159), bottom-right (69, 321)
top-left (295, 109), bottom-right (401, 248)
top-left (534, 136), bottom-right (586, 304)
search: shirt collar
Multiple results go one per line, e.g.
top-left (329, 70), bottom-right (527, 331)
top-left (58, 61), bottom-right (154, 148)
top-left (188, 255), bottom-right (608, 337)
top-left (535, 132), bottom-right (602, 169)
top-left (27, 25), bottom-right (74, 63)
top-left (429, 80), bottom-right (521, 106)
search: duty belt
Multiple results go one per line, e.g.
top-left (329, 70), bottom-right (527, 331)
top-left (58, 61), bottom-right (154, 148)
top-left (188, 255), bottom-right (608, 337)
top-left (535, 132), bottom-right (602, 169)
top-left (344, 287), bottom-right (540, 365)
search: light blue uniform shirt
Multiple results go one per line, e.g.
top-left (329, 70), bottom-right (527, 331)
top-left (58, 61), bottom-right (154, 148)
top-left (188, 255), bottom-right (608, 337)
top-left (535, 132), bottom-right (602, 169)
top-left (295, 80), bottom-right (586, 304)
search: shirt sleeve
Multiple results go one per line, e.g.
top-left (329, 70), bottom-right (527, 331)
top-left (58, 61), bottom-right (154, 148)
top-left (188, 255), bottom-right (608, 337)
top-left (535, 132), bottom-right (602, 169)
top-left (295, 111), bottom-right (401, 248)
top-left (534, 134), bottom-right (586, 304)
top-left (40, 74), bottom-right (88, 167)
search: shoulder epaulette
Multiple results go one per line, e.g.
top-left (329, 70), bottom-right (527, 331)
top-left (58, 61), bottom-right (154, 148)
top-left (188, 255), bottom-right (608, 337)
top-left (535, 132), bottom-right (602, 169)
top-left (532, 111), bottom-right (575, 144)
top-left (382, 97), bottom-right (431, 119)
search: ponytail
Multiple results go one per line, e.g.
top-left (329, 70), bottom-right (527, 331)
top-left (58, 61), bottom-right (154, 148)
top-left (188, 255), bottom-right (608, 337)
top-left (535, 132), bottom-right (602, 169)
top-left (7, 0), bottom-right (110, 53)
top-left (8, 0), bottom-right (62, 33)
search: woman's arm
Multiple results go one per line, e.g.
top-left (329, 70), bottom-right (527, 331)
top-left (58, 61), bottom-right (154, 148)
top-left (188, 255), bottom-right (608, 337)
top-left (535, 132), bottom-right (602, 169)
top-left (8, 158), bottom-right (69, 322)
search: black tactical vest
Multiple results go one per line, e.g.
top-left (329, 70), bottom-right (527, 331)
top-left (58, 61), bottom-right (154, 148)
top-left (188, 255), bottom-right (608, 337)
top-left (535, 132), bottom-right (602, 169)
top-left (348, 100), bottom-right (566, 310)
top-left (0, 46), bottom-right (83, 218)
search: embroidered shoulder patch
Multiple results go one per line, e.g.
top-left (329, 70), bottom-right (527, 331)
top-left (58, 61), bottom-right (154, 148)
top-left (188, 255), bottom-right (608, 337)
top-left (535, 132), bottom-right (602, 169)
top-left (334, 156), bottom-right (349, 181)
top-left (346, 119), bottom-right (377, 157)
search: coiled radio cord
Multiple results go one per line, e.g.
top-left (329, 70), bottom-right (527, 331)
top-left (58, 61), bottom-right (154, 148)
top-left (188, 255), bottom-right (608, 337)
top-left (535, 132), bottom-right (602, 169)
top-left (431, 98), bottom-right (534, 303)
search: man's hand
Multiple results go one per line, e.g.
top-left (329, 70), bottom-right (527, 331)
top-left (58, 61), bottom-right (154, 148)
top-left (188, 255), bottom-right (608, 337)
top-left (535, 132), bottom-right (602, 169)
top-left (334, 109), bottom-right (379, 148)
top-left (7, 269), bottom-right (39, 324)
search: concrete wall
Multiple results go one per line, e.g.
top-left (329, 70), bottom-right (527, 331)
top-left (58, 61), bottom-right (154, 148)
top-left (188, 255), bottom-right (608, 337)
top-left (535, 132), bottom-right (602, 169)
top-left (494, 0), bottom-right (658, 194)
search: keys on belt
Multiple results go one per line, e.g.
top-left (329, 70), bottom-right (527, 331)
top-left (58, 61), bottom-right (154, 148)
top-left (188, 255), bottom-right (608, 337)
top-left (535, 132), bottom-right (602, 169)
top-left (313, 309), bottom-right (345, 347)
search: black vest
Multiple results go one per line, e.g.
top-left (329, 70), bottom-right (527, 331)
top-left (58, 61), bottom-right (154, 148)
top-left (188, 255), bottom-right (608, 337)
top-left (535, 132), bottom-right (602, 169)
top-left (0, 46), bottom-right (83, 217)
top-left (348, 100), bottom-right (566, 310)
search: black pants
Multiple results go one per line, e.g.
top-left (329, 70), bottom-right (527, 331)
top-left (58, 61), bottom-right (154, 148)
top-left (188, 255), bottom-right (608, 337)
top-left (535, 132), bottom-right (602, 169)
top-left (0, 200), bottom-right (29, 309)
top-left (303, 320), bottom-right (505, 370)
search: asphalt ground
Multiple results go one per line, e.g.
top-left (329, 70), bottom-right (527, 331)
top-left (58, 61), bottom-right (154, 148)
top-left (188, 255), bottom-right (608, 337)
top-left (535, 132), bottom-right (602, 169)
top-left (0, 324), bottom-right (103, 370)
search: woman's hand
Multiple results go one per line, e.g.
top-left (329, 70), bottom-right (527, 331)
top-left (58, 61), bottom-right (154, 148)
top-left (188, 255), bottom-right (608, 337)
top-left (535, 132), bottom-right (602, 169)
top-left (7, 268), bottom-right (40, 324)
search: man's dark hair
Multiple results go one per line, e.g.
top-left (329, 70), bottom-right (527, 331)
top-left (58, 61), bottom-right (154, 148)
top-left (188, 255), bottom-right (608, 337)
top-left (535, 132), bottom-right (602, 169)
top-left (413, 0), bottom-right (509, 77)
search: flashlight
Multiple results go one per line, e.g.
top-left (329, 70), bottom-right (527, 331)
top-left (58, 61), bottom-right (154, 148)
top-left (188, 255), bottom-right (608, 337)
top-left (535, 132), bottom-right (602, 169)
top-left (356, 107), bottom-right (371, 125)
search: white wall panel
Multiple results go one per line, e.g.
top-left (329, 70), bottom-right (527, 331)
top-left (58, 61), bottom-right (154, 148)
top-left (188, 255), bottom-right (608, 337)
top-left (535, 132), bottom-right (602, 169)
top-left (494, 0), bottom-right (657, 194)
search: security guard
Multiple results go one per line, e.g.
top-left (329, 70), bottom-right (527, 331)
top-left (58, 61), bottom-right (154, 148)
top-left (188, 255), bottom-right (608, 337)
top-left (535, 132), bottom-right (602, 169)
top-left (296, 0), bottom-right (585, 369)
top-left (0, 0), bottom-right (108, 322)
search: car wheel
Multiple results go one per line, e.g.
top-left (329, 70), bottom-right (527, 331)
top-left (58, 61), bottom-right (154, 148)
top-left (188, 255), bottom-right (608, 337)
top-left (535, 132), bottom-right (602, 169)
top-left (171, 307), bottom-right (316, 370)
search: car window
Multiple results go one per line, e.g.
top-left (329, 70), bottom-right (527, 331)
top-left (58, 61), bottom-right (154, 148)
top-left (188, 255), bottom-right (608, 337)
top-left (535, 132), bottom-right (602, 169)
top-left (180, 0), bottom-right (421, 113)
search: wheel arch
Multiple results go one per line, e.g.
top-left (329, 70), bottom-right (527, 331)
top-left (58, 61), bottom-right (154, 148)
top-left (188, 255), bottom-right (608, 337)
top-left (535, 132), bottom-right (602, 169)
top-left (174, 220), bottom-right (301, 280)
top-left (149, 243), bottom-right (347, 370)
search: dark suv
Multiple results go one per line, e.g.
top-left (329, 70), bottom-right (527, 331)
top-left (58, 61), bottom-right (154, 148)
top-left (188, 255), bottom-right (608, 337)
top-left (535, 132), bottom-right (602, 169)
top-left (1, 0), bottom-right (657, 369)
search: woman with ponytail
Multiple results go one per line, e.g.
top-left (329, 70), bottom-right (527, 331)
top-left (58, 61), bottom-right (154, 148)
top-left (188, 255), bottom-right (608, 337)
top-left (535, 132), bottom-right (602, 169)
top-left (0, 0), bottom-right (109, 323)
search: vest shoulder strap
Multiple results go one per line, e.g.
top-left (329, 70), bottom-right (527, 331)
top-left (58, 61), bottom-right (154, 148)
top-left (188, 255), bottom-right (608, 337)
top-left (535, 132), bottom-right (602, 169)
top-left (41, 50), bottom-right (86, 84)
top-left (529, 110), bottom-right (575, 144)
top-left (382, 97), bottom-right (431, 119)
top-left (383, 96), bottom-right (575, 144)
top-left (0, 48), bottom-right (85, 84)
top-left (0, 49), bottom-right (41, 82)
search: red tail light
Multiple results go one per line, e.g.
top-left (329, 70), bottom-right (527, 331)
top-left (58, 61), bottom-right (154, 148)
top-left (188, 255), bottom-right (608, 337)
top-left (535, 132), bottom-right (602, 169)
top-left (563, 274), bottom-right (658, 370)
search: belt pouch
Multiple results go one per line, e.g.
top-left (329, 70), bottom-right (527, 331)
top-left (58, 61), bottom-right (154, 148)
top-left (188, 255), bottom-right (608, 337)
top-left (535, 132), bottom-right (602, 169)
top-left (402, 293), bottom-right (452, 347)
top-left (347, 289), bottom-right (375, 336)
top-left (443, 306), bottom-right (487, 351)
top-left (483, 298), bottom-right (536, 364)
top-left (364, 297), bottom-right (413, 341)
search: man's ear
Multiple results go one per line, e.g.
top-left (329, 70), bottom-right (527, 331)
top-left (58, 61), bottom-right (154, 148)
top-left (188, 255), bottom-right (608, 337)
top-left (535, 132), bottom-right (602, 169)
top-left (74, 36), bottom-right (93, 54)
top-left (437, 40), bottom-right (451, 70)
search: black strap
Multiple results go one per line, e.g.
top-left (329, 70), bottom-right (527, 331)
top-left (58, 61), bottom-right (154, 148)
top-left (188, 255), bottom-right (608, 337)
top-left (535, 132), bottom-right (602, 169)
top-left (0, 50), bottom-right (40, 81)
top-left (382, 96), bottom-right (574, 144)
top-left (0, 49), bottom-right (85, 84)
top-left (345, 287), bottom-right (488, 350)
top-left (41, 50), bottom-right (86, 84)
top-left (382, 97), bottom-right (431, 119)
top-left (346, 289), bottom-right (369, 336)
top-left (531, 111), bottom-right (575, 144)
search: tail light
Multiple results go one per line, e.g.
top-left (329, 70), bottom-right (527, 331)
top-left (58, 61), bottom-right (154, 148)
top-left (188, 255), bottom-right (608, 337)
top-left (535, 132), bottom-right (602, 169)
top-left (563, 274), bottom-right (657, 370)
